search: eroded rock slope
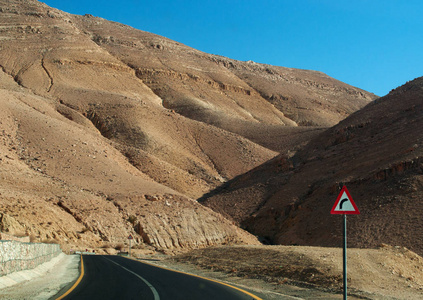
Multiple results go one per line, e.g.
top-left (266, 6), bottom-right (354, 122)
top-left (0, 0), bottom-right (375, 250)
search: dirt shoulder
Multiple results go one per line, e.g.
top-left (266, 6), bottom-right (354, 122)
top-left (0, 254), bottom-right (80, 300)
top-left (154, 244), bottom-right (423, 300)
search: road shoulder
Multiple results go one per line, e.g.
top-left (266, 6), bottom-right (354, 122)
top-left (0, 254), bottom-right (80, 299)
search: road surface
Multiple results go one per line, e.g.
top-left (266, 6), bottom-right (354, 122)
top-left (58, 255), bottom-right (262, 300)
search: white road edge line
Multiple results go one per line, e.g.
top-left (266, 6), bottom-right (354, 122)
top-left (102, 256), bottom-right (160, 300)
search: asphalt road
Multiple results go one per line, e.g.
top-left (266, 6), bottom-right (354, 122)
top-left (59, 255), bottom-right (261, 300)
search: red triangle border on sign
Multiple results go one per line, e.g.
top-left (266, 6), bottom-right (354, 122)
top-left (330, 185), bottom-right (360, 215)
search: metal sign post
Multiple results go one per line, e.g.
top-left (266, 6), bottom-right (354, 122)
top-left (331, 185), bottom-right (360, 300)
top-left (343, 214), bottom-right (347, 299)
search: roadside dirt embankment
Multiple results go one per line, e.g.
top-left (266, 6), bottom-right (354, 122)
top-left (173, 244), bottom-right (423, 299)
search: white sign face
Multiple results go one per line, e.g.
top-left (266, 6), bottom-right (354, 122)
top-left (331, 186), bottom-right (360, 215)
top-left (332, 191), bottom-right (355, 212)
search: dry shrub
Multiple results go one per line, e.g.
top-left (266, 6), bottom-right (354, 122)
top-left (127, 215), bottom-right (137, 225)
top-left (132, 243), bottom-right (145, 249)
top-left (115, 243), bottom-right (125, 251)
top-left (41, 238), bottom-right (59, 244)
top-left (101, 242), bottom-right (112, 248)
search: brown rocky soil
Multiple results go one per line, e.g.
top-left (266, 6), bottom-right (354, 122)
top-left (171, 245), bottom-right (423, 299)
top-left (0, 0), bottom-right (375, 251)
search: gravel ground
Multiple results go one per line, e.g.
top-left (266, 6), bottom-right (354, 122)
top-left (0, 254), bottom-right (80, 300)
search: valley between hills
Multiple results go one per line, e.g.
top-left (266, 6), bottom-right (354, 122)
top-left (0, 1), bottom-right (422, 298)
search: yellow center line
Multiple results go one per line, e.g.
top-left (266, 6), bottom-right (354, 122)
top-left (56, 254), bottom-right (264, 299)
top-left (124, 256), bottom-right (263, 300)
top-left (56, 255), bottom-right (85, 300)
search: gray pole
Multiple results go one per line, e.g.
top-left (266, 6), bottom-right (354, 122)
top-left (129, 239), bottom-right (131, 257)
top-left (343, 214), bottom-right (347, 300)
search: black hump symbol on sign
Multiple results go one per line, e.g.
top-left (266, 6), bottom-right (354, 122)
top-left (340, 198), bottom-right (348, 209)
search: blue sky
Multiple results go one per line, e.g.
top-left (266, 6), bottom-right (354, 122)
top-left (42, 0), bottom-right (423, 97)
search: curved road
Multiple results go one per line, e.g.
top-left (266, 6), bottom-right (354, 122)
top-left (58, 255), bottom-right (262, 300)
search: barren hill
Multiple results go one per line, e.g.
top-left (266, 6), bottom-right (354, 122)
top-left (202, 77), bottom-right (423, 255)
top-left (0, 0), bottom-right (375, 251)
top-left (74, 13), bottom-right (376, 152)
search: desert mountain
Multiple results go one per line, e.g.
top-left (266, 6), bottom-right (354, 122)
top-left (75, 13), bottom-right (376, 153)
top-left (202, 77), bottom-right (423, 255)
top-left (0, 0), bottom-right (375, 250)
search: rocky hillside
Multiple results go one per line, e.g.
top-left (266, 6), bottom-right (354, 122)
top-left (74, 13), bottom-right (376, 152)
top-left (202, 77), bottom-right (423, 255)
top-left (0, 0), bottom-right (375, 251)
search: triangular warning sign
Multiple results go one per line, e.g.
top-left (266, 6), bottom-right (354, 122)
top-left (331, 186), bottom-right (360, 215)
